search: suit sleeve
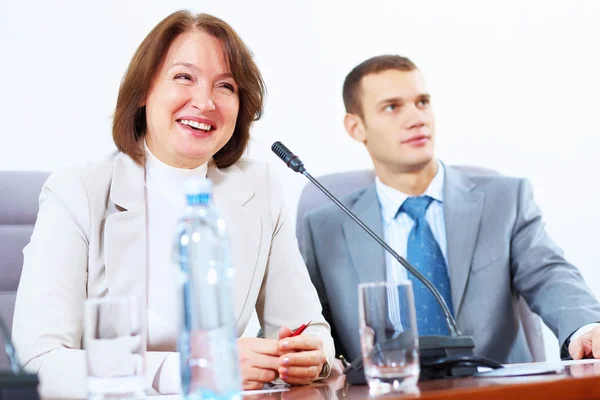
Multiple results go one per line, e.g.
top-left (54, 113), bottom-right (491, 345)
top-left (301, 212), bottom-right (346, 359)
top-left (12, 170), bottom-right (182, 398)
top-left (510, 179), bottom-right (600, 355)
top-left (254, 166), bottom-right (335, 375)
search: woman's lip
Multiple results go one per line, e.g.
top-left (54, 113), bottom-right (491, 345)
top-left (177, 121), bottom-right (214, 138)
top-left (177, 116), bottom-right (216, 128)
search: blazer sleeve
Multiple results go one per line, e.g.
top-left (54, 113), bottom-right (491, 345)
top-left (12, 170), bottom-right (181, 398)
top-left (254, 166), bottom-right (335, 374)
top-left (301, 212), bottom-right (347, 359)
top-left (510, 178), bottom-right (600, 353)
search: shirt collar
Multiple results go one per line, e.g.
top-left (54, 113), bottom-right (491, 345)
top-left (144, 140), bottom-right (208, 180)
top-left (376, 160), bottom-right (445, 224)
top-left (144, 140), bottom-right (208, 206)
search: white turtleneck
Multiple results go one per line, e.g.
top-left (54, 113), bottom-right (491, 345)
top-left (144, 143), bottom-right (208, 353)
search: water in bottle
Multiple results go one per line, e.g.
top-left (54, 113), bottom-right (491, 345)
top-left (174, 177), bottom-right (241, 400)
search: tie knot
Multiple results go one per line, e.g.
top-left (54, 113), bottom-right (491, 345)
top-left (400, 196), bottom-right (434, 220)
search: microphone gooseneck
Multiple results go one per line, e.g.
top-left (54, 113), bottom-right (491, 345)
top-left (0, 316), bottom-right (22, 374)
top-left (0, 315), bottom-right (40, 396)
top-left (271, 141), bottom-right (461, 337)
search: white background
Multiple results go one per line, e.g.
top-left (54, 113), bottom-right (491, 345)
top-left (2, 0), bottom-right (600, 362)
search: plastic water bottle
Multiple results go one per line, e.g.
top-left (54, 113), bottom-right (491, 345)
top-left (174, 178), bottom-right (241, 400)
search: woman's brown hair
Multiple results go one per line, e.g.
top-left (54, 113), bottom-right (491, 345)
top-left (112, 10), bottom-right (265, 168)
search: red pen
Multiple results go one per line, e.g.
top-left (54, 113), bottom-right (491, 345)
top-left (290, 319), bottom-right (312, 337)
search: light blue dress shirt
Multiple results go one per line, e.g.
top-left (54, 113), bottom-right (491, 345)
top-left (376, 161), bottom-right (448, 284)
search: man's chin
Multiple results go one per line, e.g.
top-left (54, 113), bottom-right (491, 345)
top-left (400, 157), bottom-right (436, 173)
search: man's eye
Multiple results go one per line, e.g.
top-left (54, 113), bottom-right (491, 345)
top-left (384, 104), bottom-right (397, 112)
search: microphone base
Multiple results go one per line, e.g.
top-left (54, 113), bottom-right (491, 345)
top-left (0, 371), bottom-right (39, 400)
top-left (346, 335), bottom-right (482, 385)
top-left (419, 335), bottom-right (477, 380)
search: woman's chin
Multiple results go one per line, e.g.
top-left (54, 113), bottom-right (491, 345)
top-left (168, 148), bottom-right (211, 168)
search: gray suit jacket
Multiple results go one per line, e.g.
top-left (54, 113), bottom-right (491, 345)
top-left (302, 165), bottom-right (600, 364)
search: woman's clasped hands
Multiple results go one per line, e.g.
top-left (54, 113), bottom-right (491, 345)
top-left (237, 327), bottom-right (327, 390)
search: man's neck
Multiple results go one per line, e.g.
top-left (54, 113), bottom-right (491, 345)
top-left (376, 160), bottom-right (438, 196)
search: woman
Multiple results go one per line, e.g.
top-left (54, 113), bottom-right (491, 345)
top-left (12, 10), bottom-right (334, 398)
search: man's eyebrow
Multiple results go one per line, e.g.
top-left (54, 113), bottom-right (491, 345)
top-left (376, 96), bottom-right (405, 107)
top-left (376, 93), bottom-right (430, 106)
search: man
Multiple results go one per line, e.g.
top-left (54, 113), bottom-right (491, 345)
top-left (301, 55), bottom-right (600, 364)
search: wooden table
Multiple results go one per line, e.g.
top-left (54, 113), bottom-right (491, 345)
top-left (243, 360), bottom-right (600, 400)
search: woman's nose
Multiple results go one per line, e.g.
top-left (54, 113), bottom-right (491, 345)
top-left (191, 84), bottom-right (216, 112)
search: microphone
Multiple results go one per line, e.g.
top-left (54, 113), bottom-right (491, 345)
top-left (0, 317), bottom-right (39, 399)
top-left (271, 141), bottom-right (501, 381)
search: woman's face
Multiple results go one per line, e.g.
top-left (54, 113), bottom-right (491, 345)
top-left (144, 30), bottom-right (239, 168)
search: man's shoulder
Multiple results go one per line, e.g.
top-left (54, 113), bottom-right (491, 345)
top-left (448, 165), bottom-right (525, 193)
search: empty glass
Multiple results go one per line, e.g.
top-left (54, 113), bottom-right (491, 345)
top-left (358, 281), bottom-right (420, 395)
top-left (84, 296), bottom-right (146, 400)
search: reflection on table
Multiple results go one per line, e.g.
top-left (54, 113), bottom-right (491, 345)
top-left (242, 359), bottom-right (600, 400)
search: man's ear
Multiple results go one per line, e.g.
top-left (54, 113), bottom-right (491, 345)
top-left (344, 113), bottom-right (367, 143)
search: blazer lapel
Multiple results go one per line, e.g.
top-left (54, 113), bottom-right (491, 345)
top-left (103, 155), bottom-right (260, 335)
top-left (208, 162), bottom-right (261, 330)
top-left (104, 153), bottom-right (147, 308)
top-left (342, 185), bottom-right (386, 284)
top-left (443, 167), bottom-right (484, 317)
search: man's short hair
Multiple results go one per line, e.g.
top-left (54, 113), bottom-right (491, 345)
top-left (343, 55), bottom-right (417, 117)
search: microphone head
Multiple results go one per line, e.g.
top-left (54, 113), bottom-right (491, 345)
top-left (271, 141), bottom-right (293, 162)
top-left (271, 141), bottom-right (306, 173)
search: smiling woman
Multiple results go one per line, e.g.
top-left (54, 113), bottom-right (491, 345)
top-left (113, 12), bottom-right (263, 170)
top-left (11, 10), bottom-right (334, 399)
top-left (142, 30), bottom-right (241, 169)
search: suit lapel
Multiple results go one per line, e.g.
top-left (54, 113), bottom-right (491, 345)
top-left (104, 153), bottom-right (147, 308)
top-left (443, 166), bottom-right (484, 317)
top-left (208, 162), bottom-right (261, 329)
top-left (342, 185), bottom-right (386, 284)
top-left (103, 155), bottom-right (261, 332)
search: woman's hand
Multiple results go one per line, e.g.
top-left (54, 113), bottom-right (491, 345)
top-left (237, 337), bottom-right (281, 390)
top-left (276, 327), bottom-right (327, 385)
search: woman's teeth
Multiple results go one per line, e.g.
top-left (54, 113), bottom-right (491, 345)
top-left (179, 119), bottom-right (212, 131)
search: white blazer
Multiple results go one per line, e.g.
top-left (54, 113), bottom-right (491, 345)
top-left (12, 151), bottom-right (334, 399)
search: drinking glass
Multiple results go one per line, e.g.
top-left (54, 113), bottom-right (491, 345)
top-left (358, 281), bottom-right (420, 395)
top-left (84, 296), bottom-right (146, 400)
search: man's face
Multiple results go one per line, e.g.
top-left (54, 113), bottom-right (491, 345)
top-left (347, 69), bottom-right (435, 173)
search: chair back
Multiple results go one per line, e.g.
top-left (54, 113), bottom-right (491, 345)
top-left (0, 171), bottom-right (49, 369)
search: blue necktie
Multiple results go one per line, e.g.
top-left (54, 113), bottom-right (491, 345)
top-left (400, 196), bottom-right (454, 336)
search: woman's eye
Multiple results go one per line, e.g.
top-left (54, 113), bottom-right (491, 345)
top-left (218, 83), bottom-right (236, 93)
top-left (384, 104), bottom-right (397, 112)
top-left (174, 73), bottom-right (193, 81)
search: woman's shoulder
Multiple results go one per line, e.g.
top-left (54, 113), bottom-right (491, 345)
top-left (228, 157), bottom-right (270, 176)
top-left (217, 157), bottom-right (276, 187)
top-left (36, 152), bottom-right (122, 235)
top-left (214, 157), bottom-right (285, 204)
top-left (45, 151), bottom-right (119, 195)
